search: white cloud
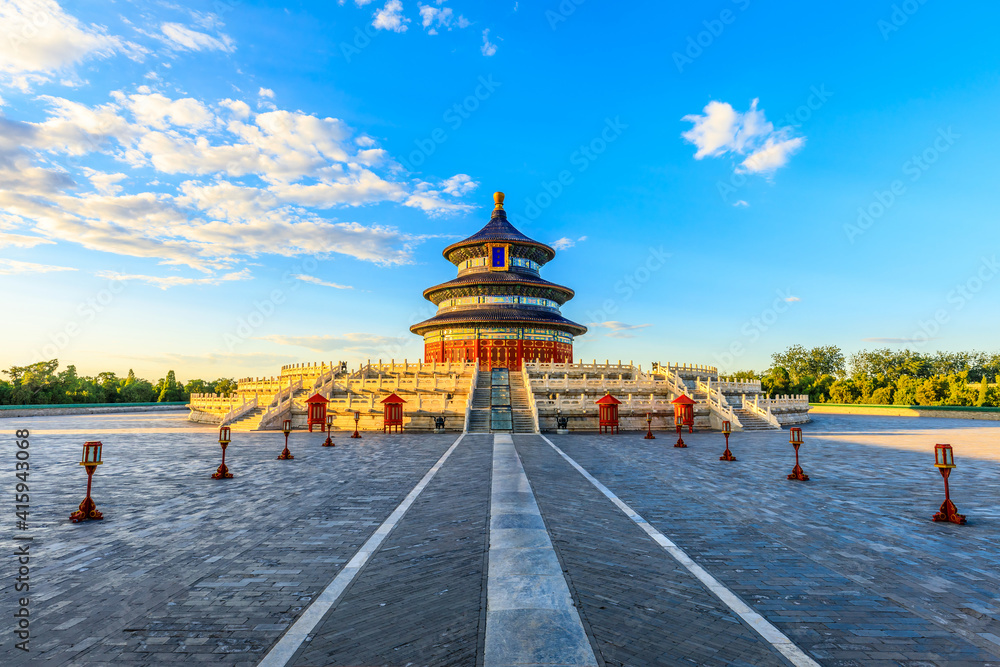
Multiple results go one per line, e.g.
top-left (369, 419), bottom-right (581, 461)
top-left (681, 98), bottom-right (805, 174)
top-left (95, 268), bottom-right (252, 289)
top-left (739, 136), bottom-right (806, 174)
top-left (0, 0), bottom-right (141, 89)
top-left (0, 233), bottom-right (55, 248)
top-left (219, 98), bottom-right (251, 119)
top-left (784, 295), bottom-right (800, 302)
top-left (292, 274), bottom-right (353, 289)
top-left (83, 170), bottom-right (127, 195)
top-left (550, 235), bottom-right (587, 251)
top-left (373, 1), bottom-right (410, 32)
top-left (125, 93), bottom-right (213, 129)
top-left (440, 173), bottom-right (477, 196)
top-left (418, 2), bottom-right (467, 34)
top-left (160, 22), bottom-right (234, 52)
top-left (0, 258), bottom-right (76, 274)
top-left (733, 199), bottom-right (749, 207)
top-left (0, 86), bottom-right (476, 276)
top-left (481, 28), bottom-right (497, 56)
top-left (258, 87), bottom-right (275, 99)
top-left (587, 321), bottom-right (652, 339)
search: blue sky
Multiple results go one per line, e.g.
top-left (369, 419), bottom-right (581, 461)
top-left (2, 0), bottom-right (999, 381)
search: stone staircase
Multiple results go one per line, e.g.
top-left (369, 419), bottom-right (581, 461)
top-left (467, 371), bottom-right (493, 433)
top-left (465, 368), bottom-right (536, 433)
top-left (229, 387), bottom-right (310, 431)
top-left (508, 370), bottom-right (537, 433)
top-left (228, 407), bottom-right (265, 430)
top-left (733, 408), bottom-right (780, 431)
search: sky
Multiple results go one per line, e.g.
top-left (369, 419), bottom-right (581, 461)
top-left (1, 0), bottom-right (999, 382)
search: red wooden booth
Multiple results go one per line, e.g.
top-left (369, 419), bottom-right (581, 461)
top-left (596, 393), bottom-right (622, 434)
top-left (381, 392), bottom-right (406, 433)
top-left (671, 394), bottom-right (696, 433)
top-left (305, 393), bottom-right (329, 432)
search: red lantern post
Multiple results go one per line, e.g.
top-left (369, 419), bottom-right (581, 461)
top-left (212, 426), bottom-right (233, 478)
top-left (719, 420), bottom-right (736, 461)
top-left (787, 427), bottom-right (809, 481)
top-left (70, 441), bottom-right (104, 523)
top-left (596, 393), bottom-right (621, 434)
top-left (382, 393), bottom-right (406, 433)
top-left (323, 413), bottom-right (335, 447)
top-left (671, 394), bottom-right (696, 434)
top-left (351, 410), bottom-right (362, 439)
top-left (305, 393), bottom-right (329, 432)
top-left (644, 412), bottom-right (655, 440)
top-left (674, 414), bottom-right (686, 448)
top-left (277, 419), bottom-right (294, 460)
top-left (932, 444), bottom-right (966, 525)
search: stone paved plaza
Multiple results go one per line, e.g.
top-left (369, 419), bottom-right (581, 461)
top-left (2, 412), bottom-right (1000, 666)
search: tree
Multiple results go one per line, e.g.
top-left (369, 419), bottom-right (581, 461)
top-left (829, 379), bottom-right (859, 404)
top-left (5, 360), bottom-right (60, 404)
top-left (893, 375), bottom-right (921, 405)
top-left (914, 377), bottom-right (948, 406)
top-left (184, 379), bottom-right (212, 396)
top-left (213, 378), bottom-right (237, 396)
top-left (871, 386), bottom-right (893, 405)
top-left (770, 345), bottom-right (845, 383)
top-left (121, 379), bottom-right (157, 403)
top-left (157, 370), bottom-right (186, 402)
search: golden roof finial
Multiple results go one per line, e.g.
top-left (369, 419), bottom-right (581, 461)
top-left (494, 191), bottom-right (505, 210)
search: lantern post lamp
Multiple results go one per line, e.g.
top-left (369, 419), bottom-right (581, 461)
top-left (277, 419), bottom-right (294, 460)
top-left (323, 414), bottom-right (335, 447)
top-left (786, 427), bottom-right (809, 481)
top-left (351, 410), bottom-right (362, 439)
top-left (644, 413), bottom-right (655, 440)
top-left (674, 415), bottom-right (686, 448)
top-left (70, 441), bottom-right (104, 523)
top-left (212, 426), bottom-right (233, 479)
top-left (720, 420), bottom-right (736, 461)
top-left (932, 444), bottom-right (966, 524)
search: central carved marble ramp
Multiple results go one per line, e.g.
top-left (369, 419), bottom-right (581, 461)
top-left (485, 433), bottom-right (598, 666)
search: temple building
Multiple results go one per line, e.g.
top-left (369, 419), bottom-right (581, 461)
top-left (187, 190), bottom-right (811, 432)
top-left (409, 192), bottom-right (587, 370)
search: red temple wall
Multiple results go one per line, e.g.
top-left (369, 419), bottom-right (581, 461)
top-left (423, 339), bottom-right (573, 370)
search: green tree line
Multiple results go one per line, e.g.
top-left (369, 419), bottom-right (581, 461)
top-left (1, 359), bottom-right (236, 406)
top-left (724, 345), bottom-right (1000, 407)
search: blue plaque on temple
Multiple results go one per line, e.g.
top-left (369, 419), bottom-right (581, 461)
top-left (491, 246), bottom-right (506, 268)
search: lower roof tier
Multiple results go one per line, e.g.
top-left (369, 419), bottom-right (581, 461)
top-left (423, 271), bottom-right (575, 305)
top-left (410, 305), bottom-right (588, 337)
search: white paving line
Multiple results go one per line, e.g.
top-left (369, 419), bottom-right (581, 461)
top-left (256, 433), bottom-right (467, 667)
top-left (485, 433), bottom-right (598, 667)
top-left (540, 434), bottom-right (821, 667)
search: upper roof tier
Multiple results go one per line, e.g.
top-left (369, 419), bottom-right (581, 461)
top-left (442, 192), bottom-right (556, 264)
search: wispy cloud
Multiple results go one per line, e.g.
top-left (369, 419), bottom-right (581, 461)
top-left (0, 258), bottom-right (76, 275)
top-left (481, 29), bottom-right (497, 56)
top-left (0, 0), bottom-right (144, 90)
top-left (292, 274), bottom-right (353, 289)
top-left (551, 235), bottom-right (587, 251)
top-left (0, 233), bottom-right (56, 249)
top-left (587, 321), bottom-right (652, 339)
top-left (159, 22), bottom-right (235, 53)
top-left (95, 268), bottom-right (252, 289)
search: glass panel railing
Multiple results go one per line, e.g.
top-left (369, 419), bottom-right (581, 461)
top-left (491, 407), bottom-right (513, 431)
top-left (491, 387), bottom-right (511, 406)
